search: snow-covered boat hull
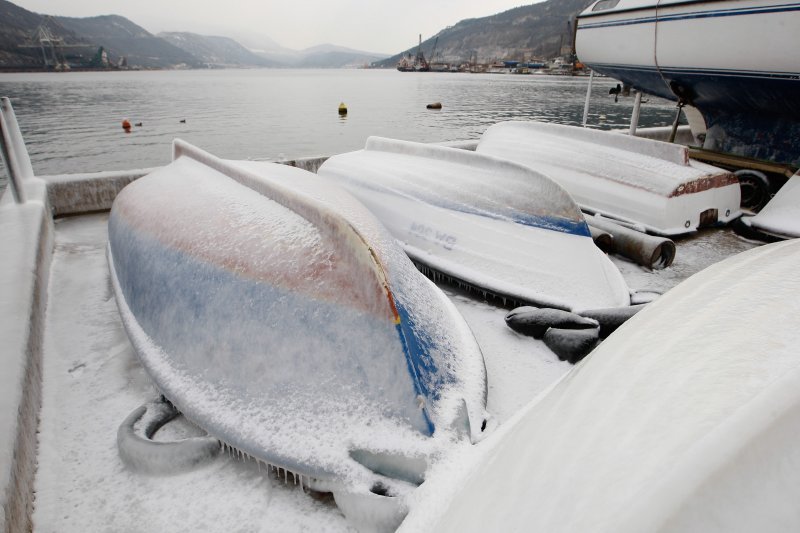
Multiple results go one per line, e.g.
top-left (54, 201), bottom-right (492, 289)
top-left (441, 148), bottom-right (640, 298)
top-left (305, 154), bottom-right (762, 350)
top-left (401, 239), bottom-right (800, 532)
top-left (575, 0), bottom-right (800, 167)
top-left (317, 137), bottom-right (630, 312)
top-left (107, 140), bottom-right (489, 507)
top-left (744, 172), bottom-right (800, 239)
top-left (477, 121), bottom-right (741, 235)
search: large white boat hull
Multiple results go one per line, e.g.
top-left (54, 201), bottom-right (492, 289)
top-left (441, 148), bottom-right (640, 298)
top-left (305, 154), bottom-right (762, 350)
top-left (576, 0), bottom-right (800, 167)
top-left (401, 239), bottom-right (800, 533)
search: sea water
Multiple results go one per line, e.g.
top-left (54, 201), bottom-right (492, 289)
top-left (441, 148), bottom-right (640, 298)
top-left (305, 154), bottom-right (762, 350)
top-left (0, 68), bottom-right (678, 188)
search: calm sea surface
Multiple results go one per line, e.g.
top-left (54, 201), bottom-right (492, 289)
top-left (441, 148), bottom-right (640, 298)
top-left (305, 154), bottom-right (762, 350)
top-left (0, 69), bottom-right (678, 188)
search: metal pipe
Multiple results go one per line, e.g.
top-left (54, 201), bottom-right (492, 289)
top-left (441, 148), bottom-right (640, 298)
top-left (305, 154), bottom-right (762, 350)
top-left (629, 91), bottom-right (642, 136)
top-left (582, 70), bottom-right (594, 127)
top-left (587, 216), bottom-right (676, 269)
top-left (668, 101), bottom-right (685, 144)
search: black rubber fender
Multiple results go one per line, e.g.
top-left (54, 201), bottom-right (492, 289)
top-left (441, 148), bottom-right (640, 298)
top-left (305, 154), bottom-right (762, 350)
top-left (543, 327), bottom-right (601, 364)
top-left (578, 304), bottom-right (647, 338)
top-left (505, 306), bottom-right (598, 339)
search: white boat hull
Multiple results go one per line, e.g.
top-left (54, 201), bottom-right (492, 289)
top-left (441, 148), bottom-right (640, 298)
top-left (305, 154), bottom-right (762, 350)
top-left (575, 0), bottom-right (800, 166)
top-left (401, 239), bottom-right (800, 533)
top-left (318, 137), bottom-right (631, 312)
top-left (748, 172), bottom-right (800, 238)
top-left (477, 121), bottom-right (741, 235)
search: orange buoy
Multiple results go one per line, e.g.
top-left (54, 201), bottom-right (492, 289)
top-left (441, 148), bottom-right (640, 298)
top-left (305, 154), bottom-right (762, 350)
top-left (122, 119), bottom-right (132, 131)
top-left (426, 102), bottom-right (442, 110)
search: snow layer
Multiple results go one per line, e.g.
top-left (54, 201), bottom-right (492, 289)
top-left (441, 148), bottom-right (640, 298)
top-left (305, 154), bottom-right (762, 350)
top-left (0, 177), bottom-right (50, 533)
top-left (400, 239), bottom-right (800, 533)
top-left (318, 137), bottom-right (630, 312)
top-left (43, 168), bottom-right (154, 216)
top-left (29, 210), bottom-right (766, 532)
top-left (477, 121), bottom-right (741, 235)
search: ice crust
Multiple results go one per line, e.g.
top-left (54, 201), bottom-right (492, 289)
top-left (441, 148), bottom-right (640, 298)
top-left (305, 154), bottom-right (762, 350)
top-left (318, 137), bottom-right (630, 312)
top-left (30, 203), bottom-right (764, 532)
top-left (401, 239), bottom-right (800, 533)
top-left (106, 141), bottom-right (488, 495)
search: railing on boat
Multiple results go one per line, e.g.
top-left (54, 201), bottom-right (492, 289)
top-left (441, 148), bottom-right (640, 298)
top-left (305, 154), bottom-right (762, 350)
top-left (0, 97), bottom-right (32, 204)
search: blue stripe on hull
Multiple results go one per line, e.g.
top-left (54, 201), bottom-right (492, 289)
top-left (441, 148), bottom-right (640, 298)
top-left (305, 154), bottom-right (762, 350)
top-left (586, 63), bottom-right (800, 166)
top-left (394, 304), bottom-right (439, 436)
top-left (578, 2), bottom-right (800, 28)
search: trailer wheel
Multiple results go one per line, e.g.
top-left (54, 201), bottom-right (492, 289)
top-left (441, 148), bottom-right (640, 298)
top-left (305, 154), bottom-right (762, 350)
top-left (735, 169), bottom-right (771, 212)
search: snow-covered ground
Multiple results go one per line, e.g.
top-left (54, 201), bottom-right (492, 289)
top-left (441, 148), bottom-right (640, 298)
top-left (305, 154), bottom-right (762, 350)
top-left (31, 213), bottom-right (760, 532)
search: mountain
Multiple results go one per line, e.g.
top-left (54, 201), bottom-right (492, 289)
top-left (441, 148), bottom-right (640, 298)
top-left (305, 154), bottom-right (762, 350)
top-left (159, 34), bottom-right (386, 68)
top-left (0, 0), bottom-right (386, 70)
top-left (159, 32), bottom-right (279, 68)
top-left (0, 0), bottom-right (199, 69)
top-left (377, 0), bottom-right (594, 67)
top-left (295, 50), bottom-right (382, 68)
top-left (54, 15), bottom-right (200, 68)
top-left (0, 0), bottom-right (593, 71)
top-left (294, 44), bottom-right (388, 68)
top-left (0, 0), bottom-right (87, 68)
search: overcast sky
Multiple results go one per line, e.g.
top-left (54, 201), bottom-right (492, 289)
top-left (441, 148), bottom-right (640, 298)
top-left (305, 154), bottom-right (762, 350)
top-left (12, 0), bottom-right (543, 54)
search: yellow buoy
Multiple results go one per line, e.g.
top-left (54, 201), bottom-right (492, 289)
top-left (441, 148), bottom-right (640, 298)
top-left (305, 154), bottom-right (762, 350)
top-left (338, 102), bottom-right (348, 116)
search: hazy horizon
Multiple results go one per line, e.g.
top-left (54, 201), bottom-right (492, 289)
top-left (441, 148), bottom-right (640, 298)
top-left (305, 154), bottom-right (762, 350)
top-left (10, 0), bottom-right (545, 55)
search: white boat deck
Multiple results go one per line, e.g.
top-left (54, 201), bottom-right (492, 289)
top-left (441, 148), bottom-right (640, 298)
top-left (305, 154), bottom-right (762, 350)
top-left (30, 211), bottom-right (759, 531)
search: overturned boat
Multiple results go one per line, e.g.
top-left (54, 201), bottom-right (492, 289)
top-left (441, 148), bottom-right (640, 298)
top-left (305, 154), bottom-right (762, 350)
top-left (317, 136), bottom-right (630, 312)
top-left (477, 121), bottom-right (741, 235)
top-left (737, 171), bottom-right (800, 240)
top-left (107, 140), bottom-right (489, 530)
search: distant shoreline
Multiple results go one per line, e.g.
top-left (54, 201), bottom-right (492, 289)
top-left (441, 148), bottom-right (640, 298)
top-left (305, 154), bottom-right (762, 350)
top-left (0, 67), bottom-right (147, 74)
top-left (0, 66), bottom-right (397, 74)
